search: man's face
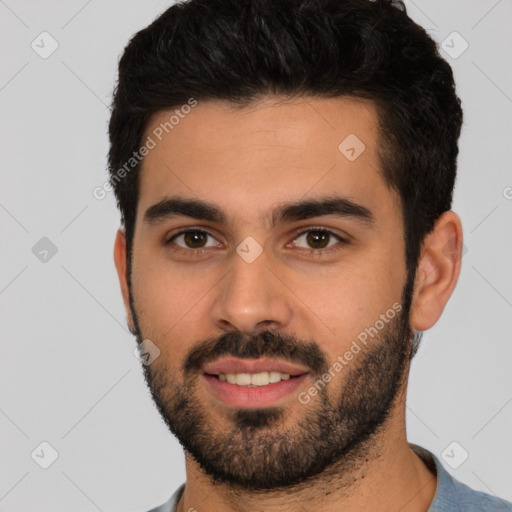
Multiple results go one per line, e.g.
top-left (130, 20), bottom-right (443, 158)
top-left (123, 96), bottom-right (414, 489)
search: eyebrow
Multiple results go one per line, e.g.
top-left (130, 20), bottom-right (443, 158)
top-left (143, 194), bottom-right (375, 228)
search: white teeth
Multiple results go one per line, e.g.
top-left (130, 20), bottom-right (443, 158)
top-left (251, 372), bottom-right (270, 386)
top-left (269, 371), bottom-right (282, 383)
top-left (217, 372), bottom-right (292, 386)
top-left (236, 373), bottom-right (252, 386)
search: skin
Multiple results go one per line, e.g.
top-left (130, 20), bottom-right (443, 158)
top-left (113, 96), bottom-right (463, 512)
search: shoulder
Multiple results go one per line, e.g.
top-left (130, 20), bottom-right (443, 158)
top-left (442, 476), bottom-right (512, 511)
top-left (447, 475), bottom-right (512, 512)
top-left (409, 443), bottom-right (512, 512)
top-left (146, 483), bottom-right (185, 512)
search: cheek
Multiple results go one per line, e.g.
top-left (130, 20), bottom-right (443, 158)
top-left (289, 252), bottom-right (404, 358)
top-left (134, 244), bottom-right (200, 309)
top-left (131, 256), bottom-right (219, 346)
top-left (131, 230), bottom-right (405, 369)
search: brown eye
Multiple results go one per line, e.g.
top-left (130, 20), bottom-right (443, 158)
top-left (305, 230), bottom-right (331, 249)
top-left (167, 230), bottom-right (220, 250)
top-left (292, 229), bottom-right (345, 251)
top-left (182, 230), bottom-right (208, 248)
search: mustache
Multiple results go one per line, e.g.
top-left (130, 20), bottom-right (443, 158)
top-left (183, 330), bottom-right (329, 377)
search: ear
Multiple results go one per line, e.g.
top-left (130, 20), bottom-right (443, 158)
top-left (113, 228), bottom-right (135, 333)
top-left (410, 211), bottom-right (463, 331)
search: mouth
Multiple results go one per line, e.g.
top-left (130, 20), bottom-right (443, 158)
top-left (201, 357), bottom-right (310, 408)
top-left (206, 371), bottom-right (301, 387)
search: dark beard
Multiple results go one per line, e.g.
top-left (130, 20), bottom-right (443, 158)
top-left (133, 300), bottom-right (413, 491)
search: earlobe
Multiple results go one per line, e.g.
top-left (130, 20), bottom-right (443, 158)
top-left (113, 228), bottom-right (135, 333)
top-left (410, 211), bottom-right (463, 332)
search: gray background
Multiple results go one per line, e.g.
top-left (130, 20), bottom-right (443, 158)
top-left (1, 0), bottom-right (511, 510)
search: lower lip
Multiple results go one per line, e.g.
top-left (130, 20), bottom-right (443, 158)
top-left (202, 373), bottom-right (309, 408)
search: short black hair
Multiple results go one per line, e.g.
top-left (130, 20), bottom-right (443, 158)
top-left (108, 0), bottom-right (463, 306)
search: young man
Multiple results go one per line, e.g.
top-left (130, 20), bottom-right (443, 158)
top-left (109, 0), bottom-right (512, 511)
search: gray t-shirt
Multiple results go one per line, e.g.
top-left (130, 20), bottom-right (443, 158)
top-left (146, 443), bottom-right (512, 511)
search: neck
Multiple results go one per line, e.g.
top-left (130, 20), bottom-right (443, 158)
top-left (176, 370), bottom-right (437, 512)
top-left (176, 426), bottom-right (437, 512)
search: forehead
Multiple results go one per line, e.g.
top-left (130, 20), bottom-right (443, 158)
top-left (137, 96), bottom-right (398, 228)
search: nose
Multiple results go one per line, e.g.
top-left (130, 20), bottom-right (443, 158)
top-left (211, 246), bottom-right (293, 334)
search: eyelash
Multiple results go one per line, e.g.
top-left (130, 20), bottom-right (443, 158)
top-left (164, 227), bottom-right (349, 257)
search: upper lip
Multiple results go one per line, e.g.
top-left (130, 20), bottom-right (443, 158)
top-left (203, 357), bottom-right (309, 376)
